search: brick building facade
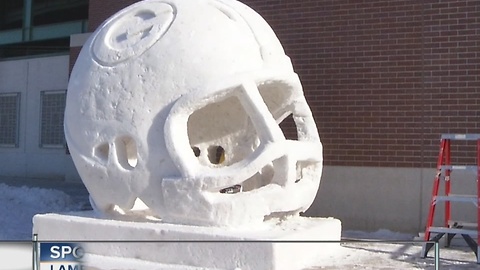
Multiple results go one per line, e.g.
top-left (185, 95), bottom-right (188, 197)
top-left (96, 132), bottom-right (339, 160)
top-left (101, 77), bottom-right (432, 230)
top-left (70, 0), bottom-right (480, 233)
top-left (242, 0), bottom-right (480, 169)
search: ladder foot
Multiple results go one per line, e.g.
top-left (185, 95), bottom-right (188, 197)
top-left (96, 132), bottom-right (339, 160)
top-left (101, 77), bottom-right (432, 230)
top-left (477, 246), bottom-right (480, 264)
top-left (421, 242), bottom-right (435, 258)
top-left (460, 234), bottom-right (479, 257)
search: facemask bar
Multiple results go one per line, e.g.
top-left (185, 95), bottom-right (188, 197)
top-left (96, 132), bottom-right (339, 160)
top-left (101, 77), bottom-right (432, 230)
top-left (164, 71), bottom-right (321, 192)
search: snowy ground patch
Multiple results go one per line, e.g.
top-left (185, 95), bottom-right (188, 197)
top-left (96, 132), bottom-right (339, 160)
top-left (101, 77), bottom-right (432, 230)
top-left (0, 183), bottom-right (82, 240)
top-left (1, 183), bottom-right (479, 269)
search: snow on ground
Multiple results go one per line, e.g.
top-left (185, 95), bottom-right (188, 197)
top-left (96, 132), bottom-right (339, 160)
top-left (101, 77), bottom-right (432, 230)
top-left (1, 182), bottom-right (479, 269)
top-left (309, 238), bottom-right (479, 269)
top-left (0, 183), bottom-right (83, 240)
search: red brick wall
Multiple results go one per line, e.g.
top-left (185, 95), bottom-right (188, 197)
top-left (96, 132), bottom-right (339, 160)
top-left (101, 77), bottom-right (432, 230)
top-left (422, 1), bottom-right (480, 168)
top-left (87, 0), bottom-right (137, 32)
top-left (69, 47), bottom-right (82, 75)
top-left (80, 0), bottom-right (480, 168)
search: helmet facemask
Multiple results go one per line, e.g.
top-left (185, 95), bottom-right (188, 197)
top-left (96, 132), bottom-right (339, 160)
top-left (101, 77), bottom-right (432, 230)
top-left (162, 72), bottom-right (323, 226)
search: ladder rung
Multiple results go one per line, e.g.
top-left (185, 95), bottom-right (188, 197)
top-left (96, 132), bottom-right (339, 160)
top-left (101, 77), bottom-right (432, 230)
top-left (434, 195), bottom-right (478, 206)
top-left (441, 165), bottom-right (478, 171)
top-left (428, 227), bottom-right (478, 236)
top-left (448, 221), bottom-right (478, 228)
top-left (441, 133), bottom-right (480, 140)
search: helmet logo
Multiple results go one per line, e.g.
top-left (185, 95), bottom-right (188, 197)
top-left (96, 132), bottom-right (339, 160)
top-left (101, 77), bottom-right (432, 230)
top-left (91, 1), bottom-right (176, 66)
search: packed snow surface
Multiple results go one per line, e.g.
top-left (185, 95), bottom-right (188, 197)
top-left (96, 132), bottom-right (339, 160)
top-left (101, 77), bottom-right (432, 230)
top-left (1, 182), bottom-right (478, 269)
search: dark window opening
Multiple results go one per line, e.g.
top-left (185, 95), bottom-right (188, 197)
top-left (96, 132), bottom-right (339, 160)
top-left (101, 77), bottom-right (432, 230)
top-left (0, 37), bottom-right (70, 59)
top-left (0, 2), bottom-right (24, 30)
top-left (33, 0), bottom-right (88, 26)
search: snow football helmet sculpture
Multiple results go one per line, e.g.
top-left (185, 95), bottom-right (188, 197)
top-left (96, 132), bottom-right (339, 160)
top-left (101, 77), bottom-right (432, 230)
top-left (65, 0), bottom-right (323, 227)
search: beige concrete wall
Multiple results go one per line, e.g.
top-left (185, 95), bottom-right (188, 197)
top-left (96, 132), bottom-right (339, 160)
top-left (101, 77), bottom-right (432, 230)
top-left (0, 55), bottom-right (81, 181)
top-left (306, 166), bottom-right (478, 234)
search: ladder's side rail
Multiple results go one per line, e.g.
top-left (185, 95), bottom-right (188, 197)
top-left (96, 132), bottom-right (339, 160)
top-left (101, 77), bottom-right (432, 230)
top-left (445, 139), bottom-right (452, 228)
top-left (425, 138), bottom-right (447, 242)
top-left (477, 139), bottom-right (480, 250)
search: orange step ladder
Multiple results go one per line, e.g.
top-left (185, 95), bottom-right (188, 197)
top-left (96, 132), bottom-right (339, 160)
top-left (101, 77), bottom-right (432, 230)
top-left (421, 134), bottom-right (480, 263)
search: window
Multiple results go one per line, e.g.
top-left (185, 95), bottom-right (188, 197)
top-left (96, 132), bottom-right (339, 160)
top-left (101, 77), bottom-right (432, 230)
top-left (0, 93), bottom-right (21, 147)
top-left (0, 2), bottom-right (24, 30)
top-left (40, 90), bottom-right (66, 148)
top-left (33, 0), bottom-right (88, 26)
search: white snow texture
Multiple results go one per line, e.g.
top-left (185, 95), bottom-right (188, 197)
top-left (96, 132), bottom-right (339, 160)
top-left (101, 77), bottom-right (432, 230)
top-left (1, 183), bottom-right (478, 269)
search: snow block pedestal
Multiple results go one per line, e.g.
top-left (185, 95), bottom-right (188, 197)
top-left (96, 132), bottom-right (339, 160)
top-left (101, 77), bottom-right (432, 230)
top-left (33, 212), bottom-right (342, 270)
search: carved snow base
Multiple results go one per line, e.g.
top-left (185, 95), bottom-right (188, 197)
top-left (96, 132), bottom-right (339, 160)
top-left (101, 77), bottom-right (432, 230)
top-left (33, 212), bottom-right (342, 270)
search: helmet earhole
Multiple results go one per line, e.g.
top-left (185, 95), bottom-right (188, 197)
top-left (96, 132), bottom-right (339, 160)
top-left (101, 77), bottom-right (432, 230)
top-left (192, 146), bottom-right (201, 157)
top-left (208, 145), bottom-right (225, 164)
top-left (115, 136), bottom-right (138, 169)
top-left (94, 143), bottom-right (110, 164)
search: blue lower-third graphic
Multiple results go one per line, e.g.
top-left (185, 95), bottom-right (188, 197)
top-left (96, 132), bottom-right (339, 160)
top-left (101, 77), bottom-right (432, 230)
top-left (39, 243), bottom-right (84, 270)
